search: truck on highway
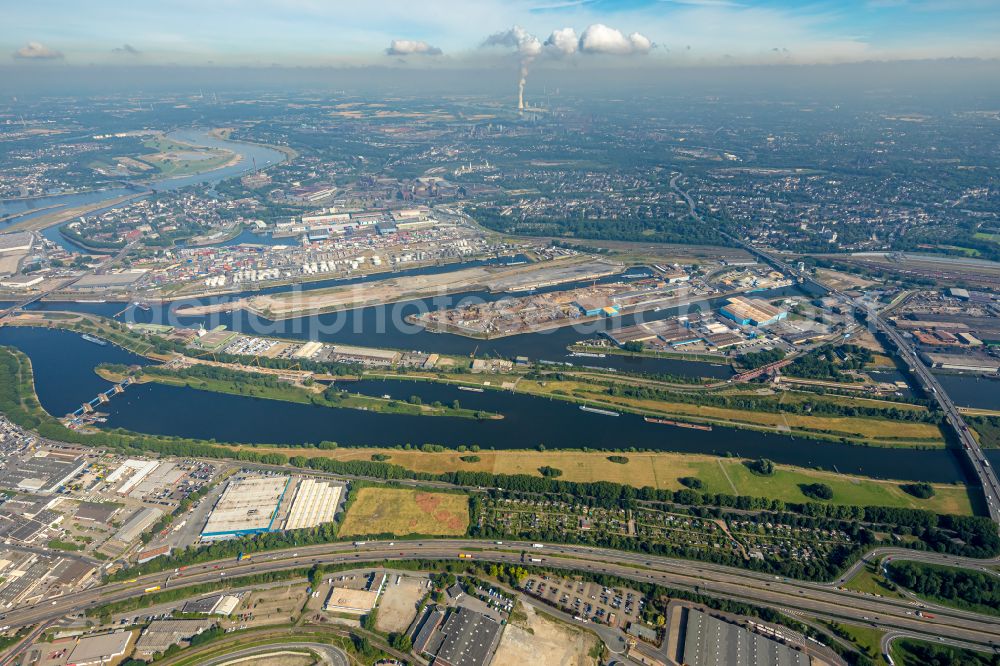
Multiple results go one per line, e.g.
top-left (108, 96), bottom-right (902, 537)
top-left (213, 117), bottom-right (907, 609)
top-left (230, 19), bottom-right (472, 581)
top-left (143, 586), bottom-right (161, 593)
top-left (532, 543), bottom-right (544, 549)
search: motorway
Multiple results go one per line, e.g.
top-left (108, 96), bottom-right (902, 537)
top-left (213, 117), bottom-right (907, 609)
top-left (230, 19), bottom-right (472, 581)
top-left (1, 540), bottom-right (999, 651)
top-left (196, 642), bottom-right (349, 666)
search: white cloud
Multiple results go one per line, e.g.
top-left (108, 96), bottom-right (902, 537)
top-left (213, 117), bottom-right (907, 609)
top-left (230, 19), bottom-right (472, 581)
top-left (483, 25), bottom-right (542, 58)
top-left (13, 41), bottom-right (63, 59)
top-left (544, 27), bottom-right (578, 55)
top-left (385, 39), bottom-right (442, 56)
top-left (578, 24), bottom-right (653, 55)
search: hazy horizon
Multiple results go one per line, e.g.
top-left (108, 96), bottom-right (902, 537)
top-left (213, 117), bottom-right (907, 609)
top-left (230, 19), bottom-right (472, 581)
top-left (2, 58), bottom-right (999, 102)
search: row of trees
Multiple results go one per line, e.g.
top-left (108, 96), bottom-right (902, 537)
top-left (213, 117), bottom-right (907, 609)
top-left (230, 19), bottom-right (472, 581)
top-left (605, 383), bottom-right (938, 424)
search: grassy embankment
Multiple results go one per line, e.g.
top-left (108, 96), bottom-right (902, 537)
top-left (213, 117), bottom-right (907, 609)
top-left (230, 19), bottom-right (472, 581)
top-left (0, 341), bottom-right (978, 515)
top-left (816, 620), bottom-right (888, 665)
top-left (12, 312), bottom-right (946, 448)
top-left (843, 563), bottom-right (907, 600)
top-left (567, 342), bottom-right (730, 364)
top-left (95, 365), bottom-right (500, 420)
top-left (369, 370), bottom-right (945, 448)
top-left (234, 445), bottom-right (974, 515)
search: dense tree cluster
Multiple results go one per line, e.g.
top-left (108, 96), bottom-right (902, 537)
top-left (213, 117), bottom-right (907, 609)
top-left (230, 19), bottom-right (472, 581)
top-left (800, 483), bottom-right (834, 501)
top-left (894, 639), bottom-right (1000, 666)
top-left (900, 482), bottom-right (935, 499)
top-left (887, 561), bottom-right (1000, 616)
top-left (784, 345), bottom-right (874, 382)
top-left (606, 382), bottom-right (937, 424)
top-left (738, 348), bottom-right (786, 369)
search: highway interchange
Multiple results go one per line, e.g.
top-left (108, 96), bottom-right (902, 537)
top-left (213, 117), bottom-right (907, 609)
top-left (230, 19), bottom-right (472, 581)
top-left (2, 540), bottom-right (998, 656)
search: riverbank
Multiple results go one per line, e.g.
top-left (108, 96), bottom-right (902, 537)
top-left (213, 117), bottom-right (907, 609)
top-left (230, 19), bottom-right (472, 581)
top-left (4, 311), bottom-right (947, 449)
top-left (568, 342), bottom-right (731, 364)
top-left (94, 364), bottom-right (501, 421)
top-left (365, 370), bottom-right (946, 448)
top-left (0, 336), bottom-right (980, 515)
top-left (231, 445), bottom-right (975, 514)
top-left (6, 193), bottom-right (147, 232)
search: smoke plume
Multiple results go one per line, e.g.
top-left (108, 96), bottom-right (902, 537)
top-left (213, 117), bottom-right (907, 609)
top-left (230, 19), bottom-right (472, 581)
top-left (483, 25), bottom-right (542, 110)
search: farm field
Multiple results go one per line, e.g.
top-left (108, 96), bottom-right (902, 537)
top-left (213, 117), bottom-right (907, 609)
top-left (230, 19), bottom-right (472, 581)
top-left (338, 488), bottom-right (470, 537)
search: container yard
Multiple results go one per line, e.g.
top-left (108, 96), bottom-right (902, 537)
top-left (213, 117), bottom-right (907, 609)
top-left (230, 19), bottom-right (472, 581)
top-left (411, 275), bottom-right (709, 339)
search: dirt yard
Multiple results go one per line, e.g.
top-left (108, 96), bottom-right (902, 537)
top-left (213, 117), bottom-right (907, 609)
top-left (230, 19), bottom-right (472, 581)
top-left (493, 601), bottom-right (600, 666)
top-left (228, 584), bottom-right (308, 628)
top-left (375, 575), bottom-right (429, 633)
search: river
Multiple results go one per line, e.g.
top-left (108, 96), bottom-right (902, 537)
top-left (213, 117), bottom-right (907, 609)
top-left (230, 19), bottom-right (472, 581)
top-left (0, 128), bottom-right (286, 236)
top-left (25, 267), bottom-right (745, 378)
top-left (933, 372), bottom-right (1000, 411)
top-left (0, 325), bottom-right (978, 484)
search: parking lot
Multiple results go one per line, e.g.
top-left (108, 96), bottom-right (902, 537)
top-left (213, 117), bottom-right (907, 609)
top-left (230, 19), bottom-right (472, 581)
top-left (521, 575), bottom-right (643, 628)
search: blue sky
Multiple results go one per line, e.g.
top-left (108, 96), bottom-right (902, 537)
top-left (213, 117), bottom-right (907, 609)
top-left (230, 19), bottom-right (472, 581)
top-left (4, 0), bottom-right (998, 66)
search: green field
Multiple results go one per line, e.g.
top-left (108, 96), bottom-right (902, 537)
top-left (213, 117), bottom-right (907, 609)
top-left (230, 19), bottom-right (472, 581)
top-left (339, 487), bottom-right (470, 537)
top-left (843, 563), bottom-right (906, 600)
top-left (818, 620), bottom-right (887, 665)
top-left (244, 446), bottom-right (976, 515)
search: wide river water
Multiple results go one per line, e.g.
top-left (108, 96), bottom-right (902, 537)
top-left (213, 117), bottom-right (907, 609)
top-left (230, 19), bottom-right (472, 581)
top-left (0, 128), bottom-right (286, 244)
top-left (0, 325), bottom-right (988, 484)
top-left (1, 129), bottom-right (994, 485)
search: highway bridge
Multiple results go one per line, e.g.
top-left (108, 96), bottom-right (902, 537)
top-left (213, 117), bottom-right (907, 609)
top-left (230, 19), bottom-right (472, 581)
top-left (669, 171), bottom-right (999, 524)
top-left (730, 236), bottom-right (1000, 525)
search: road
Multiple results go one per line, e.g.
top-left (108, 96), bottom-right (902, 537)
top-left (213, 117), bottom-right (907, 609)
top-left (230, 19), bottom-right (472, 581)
top-left (2, 540), bottom-right (999, 651)
top-left (669, 171), bottom-right (1000, 525)
top-left (196, 642), bottom-right (348, 666)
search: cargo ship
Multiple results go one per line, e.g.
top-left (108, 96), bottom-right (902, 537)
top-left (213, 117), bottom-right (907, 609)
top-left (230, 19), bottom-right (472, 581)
top-left (580, 405), bottom-right (619, 417)
top-left (570, 351), bottom-right (606, 358)
top-left (458, 386), bottom-right (485, 393)
top-left (81, 334), bottom-right (108, 346)
top-left (644, 416), bottom-right (712, 431)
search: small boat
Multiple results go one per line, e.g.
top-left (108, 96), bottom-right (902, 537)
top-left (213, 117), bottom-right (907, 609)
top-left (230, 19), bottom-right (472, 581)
top-left (580, 405), bottom-right (619, 417)
top-left (81, 334), bottom-right (108, 346)
top-left (458, 386), bottom-right (485, 393)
